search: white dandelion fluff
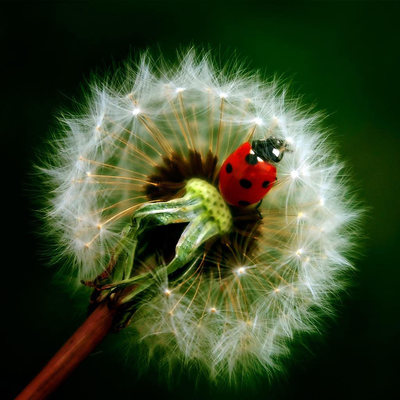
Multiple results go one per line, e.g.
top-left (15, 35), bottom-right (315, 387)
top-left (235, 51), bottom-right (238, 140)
top-left (41, 49), bottom-right (362, 385)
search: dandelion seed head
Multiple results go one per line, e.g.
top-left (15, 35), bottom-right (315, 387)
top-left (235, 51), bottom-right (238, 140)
top-left (40, 49), bottom-right (363, 385)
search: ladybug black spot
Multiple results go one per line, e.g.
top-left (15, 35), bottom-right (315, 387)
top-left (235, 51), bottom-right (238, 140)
top-left (262, 181), bottom-right (270, 188)
top-left (238, 200), bottom-right (250, 206)
top-left (240, 179), bottom-right (252, 189)
top-left (245, 154), bottom-right (258, 165)
top-left (226, 163), bottom-right (233, 173)
top-left (275, 177), bottom-right (278, 181)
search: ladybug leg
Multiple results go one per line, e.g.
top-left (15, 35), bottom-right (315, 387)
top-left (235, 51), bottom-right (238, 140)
top-left (255, 199), bottom-right (263, 219)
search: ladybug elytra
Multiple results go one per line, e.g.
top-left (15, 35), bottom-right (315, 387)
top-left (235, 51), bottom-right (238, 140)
top-left (219, 137), bottom-right (287, 207)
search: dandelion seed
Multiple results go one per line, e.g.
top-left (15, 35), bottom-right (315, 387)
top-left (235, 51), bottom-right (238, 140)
top-left (285, 136), bottom-right (293, 144)
top-left (301, 166), bottom-right (310, 176)
top-left (132, 107), bottom-right (141, 115)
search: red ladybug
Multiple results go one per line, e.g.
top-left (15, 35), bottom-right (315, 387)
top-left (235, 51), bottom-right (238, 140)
top-left (219, 137), bottom-right (287, 207)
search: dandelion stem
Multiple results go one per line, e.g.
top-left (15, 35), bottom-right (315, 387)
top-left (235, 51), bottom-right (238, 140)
top-left (16, 301), bottom-right (116, 400)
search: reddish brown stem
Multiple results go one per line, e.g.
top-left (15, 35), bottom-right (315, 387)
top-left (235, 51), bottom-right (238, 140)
top-left (16, 302), bottom-right (116, 400)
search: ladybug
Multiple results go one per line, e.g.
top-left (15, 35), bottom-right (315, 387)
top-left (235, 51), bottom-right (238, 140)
top-left (219, 137), bottom-right (287, 207)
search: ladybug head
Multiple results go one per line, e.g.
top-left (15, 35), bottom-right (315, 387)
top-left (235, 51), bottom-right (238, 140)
top-left (251, 136), bottom-right (288, 163)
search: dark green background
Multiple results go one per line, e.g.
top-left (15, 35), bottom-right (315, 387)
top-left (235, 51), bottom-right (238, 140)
top-left (3, 1), bottom-right (400, 399)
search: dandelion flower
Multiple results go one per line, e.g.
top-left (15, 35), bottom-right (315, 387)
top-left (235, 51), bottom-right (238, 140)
top-left (34, 49), bottom-right (361, 391)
